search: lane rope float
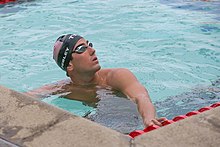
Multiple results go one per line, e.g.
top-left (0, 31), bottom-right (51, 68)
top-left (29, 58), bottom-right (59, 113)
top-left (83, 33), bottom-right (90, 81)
top-left (128, 102), bottom-right (220, 138)
top-left (0, 0), bottom-right (16, 5)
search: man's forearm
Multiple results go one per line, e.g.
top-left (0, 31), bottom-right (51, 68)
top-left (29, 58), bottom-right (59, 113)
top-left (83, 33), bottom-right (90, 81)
top-left (136, 96), bottom-right (156, 127)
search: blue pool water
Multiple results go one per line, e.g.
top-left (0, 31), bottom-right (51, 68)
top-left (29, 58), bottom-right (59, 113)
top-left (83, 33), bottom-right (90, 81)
top-left (0, 0), bottom-right (219, 133)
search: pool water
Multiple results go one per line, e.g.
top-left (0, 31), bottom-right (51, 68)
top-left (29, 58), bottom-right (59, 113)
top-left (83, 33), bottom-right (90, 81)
top-left (0, 0), bottom-right (219, 133)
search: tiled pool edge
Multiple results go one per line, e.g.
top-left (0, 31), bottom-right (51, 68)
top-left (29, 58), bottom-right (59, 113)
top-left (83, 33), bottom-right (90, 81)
top-left (0, 85), bottom-right (130, 147)
top-left (0, 85), bottom-right (220, 147)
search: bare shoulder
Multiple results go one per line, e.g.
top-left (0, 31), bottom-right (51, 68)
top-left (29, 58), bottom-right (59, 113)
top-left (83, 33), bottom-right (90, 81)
top-left (103, 68), bottom-right (138, 90)
top-left (106, 68), bottom-right (136, 79)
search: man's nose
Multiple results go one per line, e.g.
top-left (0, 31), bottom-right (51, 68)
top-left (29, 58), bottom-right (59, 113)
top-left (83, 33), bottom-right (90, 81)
top-left (88, 46), bottom-right (95, 55)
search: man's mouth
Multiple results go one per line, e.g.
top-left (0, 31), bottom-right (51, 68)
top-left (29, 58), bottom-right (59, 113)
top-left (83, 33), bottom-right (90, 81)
top-left (92, 57), bottom-right (98, 61)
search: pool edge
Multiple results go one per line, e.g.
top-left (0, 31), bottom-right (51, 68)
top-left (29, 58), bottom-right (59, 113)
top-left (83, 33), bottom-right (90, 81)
top-left (134, 103), bottom-right (220, 147)
top-left (0, 85), bottom-right (130, 147)
top-left (1, 85), bottom-right (219, 147)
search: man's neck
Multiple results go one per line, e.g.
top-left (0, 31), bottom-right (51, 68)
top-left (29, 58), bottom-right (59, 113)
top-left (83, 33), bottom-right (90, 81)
top-left (70, 71), bottom-right (99, 86)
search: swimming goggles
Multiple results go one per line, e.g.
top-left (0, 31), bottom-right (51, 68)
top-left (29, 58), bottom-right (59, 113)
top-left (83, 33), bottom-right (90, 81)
top-left (73, 41), bottom-right (93, 54)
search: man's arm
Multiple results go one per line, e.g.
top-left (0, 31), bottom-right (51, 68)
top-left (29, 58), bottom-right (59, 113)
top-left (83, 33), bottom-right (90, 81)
top-left (106, 68), bottom-right (166, 127)
top-left (24, 79), bottom-right (70, 98)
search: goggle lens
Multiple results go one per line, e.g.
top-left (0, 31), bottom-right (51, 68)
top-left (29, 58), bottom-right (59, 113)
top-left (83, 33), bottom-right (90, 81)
top-left (75, 46), bottom-right (87, 53)
top-left (74, 41), bottom-right (93, 54)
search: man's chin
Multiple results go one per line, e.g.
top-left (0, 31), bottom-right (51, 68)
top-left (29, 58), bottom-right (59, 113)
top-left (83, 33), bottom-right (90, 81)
top-left (87, 64), bottom-right (101, 73)
top-left (95, 65), bottom-right (101, 72)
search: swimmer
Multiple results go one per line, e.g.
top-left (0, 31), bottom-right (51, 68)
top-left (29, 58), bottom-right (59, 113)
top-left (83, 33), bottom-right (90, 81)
top-left (25, 34), bottom-right (166, 127)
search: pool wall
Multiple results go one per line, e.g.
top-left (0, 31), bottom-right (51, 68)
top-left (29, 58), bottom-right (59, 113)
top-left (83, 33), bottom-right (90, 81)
top-left (0, 85), bottom-right (219, 147)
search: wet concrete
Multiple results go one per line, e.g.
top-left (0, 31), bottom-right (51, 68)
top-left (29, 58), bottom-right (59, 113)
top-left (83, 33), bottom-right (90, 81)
top-left (0, 85), bottom-right (129, 147)
top-left (1, 85), bottom-right (220, 147)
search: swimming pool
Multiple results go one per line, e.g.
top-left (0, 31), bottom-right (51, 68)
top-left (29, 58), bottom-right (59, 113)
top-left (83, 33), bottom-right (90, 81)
top-left (0, 0), bottom-right (219, 133)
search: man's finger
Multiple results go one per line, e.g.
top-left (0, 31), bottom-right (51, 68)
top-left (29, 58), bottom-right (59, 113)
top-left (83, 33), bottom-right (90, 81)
top-left (152, 119), bottom-right (162, 126)
top-left (157, 117), bottom-right (167, 122)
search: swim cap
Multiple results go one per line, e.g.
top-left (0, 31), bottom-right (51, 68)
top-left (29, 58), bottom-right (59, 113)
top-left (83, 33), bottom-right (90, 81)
top-left (53, 34), bottom-right (82, 71)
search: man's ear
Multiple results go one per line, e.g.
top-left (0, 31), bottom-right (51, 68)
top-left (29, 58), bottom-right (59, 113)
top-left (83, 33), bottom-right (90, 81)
top-left (67, 62), bottom-right (74, 73)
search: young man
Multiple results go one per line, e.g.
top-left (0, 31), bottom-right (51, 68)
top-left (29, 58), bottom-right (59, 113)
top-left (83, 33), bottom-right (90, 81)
top-left (26, 34), bottom-right (166, 128)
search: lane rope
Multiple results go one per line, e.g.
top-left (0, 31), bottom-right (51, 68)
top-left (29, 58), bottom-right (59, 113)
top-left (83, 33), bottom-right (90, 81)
top-left (129, 102), bottom-right (220, 138)
top-left (0, 0), bottom-right (16, 5)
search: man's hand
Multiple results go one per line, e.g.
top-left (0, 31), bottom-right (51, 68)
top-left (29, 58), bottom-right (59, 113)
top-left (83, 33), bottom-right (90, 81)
top-left (144, 117), bottom-right (167, 127)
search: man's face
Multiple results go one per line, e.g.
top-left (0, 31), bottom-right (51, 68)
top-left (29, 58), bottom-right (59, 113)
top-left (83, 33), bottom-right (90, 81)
top-left (70, 38), bottom-right (101, 73)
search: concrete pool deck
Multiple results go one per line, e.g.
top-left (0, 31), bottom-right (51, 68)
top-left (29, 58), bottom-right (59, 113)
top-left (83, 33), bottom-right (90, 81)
top-left (0, 85), bottom-right (219, 147)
